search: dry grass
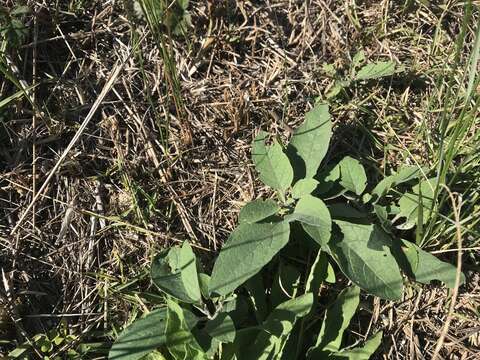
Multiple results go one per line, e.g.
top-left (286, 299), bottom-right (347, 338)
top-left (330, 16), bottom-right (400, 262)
top-left (1, 0), bottom-right (479, 358)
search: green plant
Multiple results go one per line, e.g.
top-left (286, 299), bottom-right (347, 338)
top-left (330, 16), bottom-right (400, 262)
top-left (0, 4), bottom-right (29, 50)
top-left (108, 103), bottom-right (464, 360)
top-left (7, 322), bottom-right (80, 360)
top-left (321, 51), bottom-right (400, 100)
top-left (126, 0), bottom-right (192, 147)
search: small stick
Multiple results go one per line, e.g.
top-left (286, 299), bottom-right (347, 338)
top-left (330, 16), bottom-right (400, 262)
top-left (11, 60), bottom-right (125, 235)
top-left (32, 4), bottom-right (39, 230)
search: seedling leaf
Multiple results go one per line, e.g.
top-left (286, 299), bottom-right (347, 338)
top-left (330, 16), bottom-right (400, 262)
top-left (352, 50), bottom-right (366, 69)
top-left (354, 61), bottom-right (396, 81)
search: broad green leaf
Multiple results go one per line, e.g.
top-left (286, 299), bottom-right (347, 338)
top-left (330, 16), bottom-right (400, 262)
top-left (338, 157), bottom-right (367, 195)
top-left (7, 343), bottom-right (31, 358)
top-left (243, 294), bottom-right (314, 360)
top-left (352, 50), bottom-right (366, 69)
top-left (371, 165), bottom-right (426, 201)
top-left (313, 286), bottom-right (360, 354)
top-left (291, 178), bottom-right (319, 199)
top-left (139, 351), bottom-right (167, 360)
top-left (328, 221), bottom-right (403, 300)
top-left (306, 251), bottom-right (327, 294)
top-left (354, 61), bottom-right (395, 81)
top-left (288, 195), bottom-right (331, 247)
top-left (238, 199), bottom-right (279, 224)
top-left (245, 274), bottom-right (268, 323)
top-left (397, 179), bottom-right (435, 229)
top-left (252, 131), bottom-right (293, 192)
top-left (109, 309), bottom-right (167, 360)
top-left (395, 165), bottom-right (427, 183)
top-left (373, 205), bottom-right (391, 233)
top-left (225, 295), bottom-right (250, 328)
top-left (325, 260), bottom-right (336, 283)
top-left (205, 313), bottom-right (236, 343)
top-left (263, 293), bottom-right (314, 352)
top-left (165, 299), bottom-right (205, 360)
top-left (371, 176), bottom-right (396, 201)
top-left (228, 328), bottom-right (262, 360)
top-left (329, 331), bottom-right (383, 359)
top-left (279, 323), bottom-right (302, 360)
top-left (209, 221), bottom-right (290, 296)
top-left (305, 251), bottom-right (334, 316)
top-left (271, 263), bottom-right (301, 308)
top-left (151, 242), bottom-right (201, 303)
top-left (288, 103), bottom-right (332, 179)
top-left (198, 273), bottom-right (210, 299)
top-left (317, 163), bottom-right (341, 195)
top-left (193, 329), bottom-right (221, 358)
top-left (400, 240), bottom-right (464, 288)
top-left (328, 203), bottom-right (366, 219)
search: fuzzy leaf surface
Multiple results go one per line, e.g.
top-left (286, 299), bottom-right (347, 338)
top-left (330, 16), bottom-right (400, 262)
top-left (400, 240), bottom-right (464, 288)
top-left (252, 131), bottom-right (293, 192)
top-left (397, 179), bottom-right (435, 229)
top-left (288, 195), bottom-right (331, 247)
top-left (238, 199), bottom-right (279, 224)
top-left (289, 103), bottom-right (332, 179)
top-left (291, 178), bottom-right (319, 199)
top-left (109, 309), bottom-right (167, 360)
top-left (209, 221), bottom-right (290, 296)
top-left (151, 242), bottom-right (201, 303)
top-left (205, 313), bottom-right (236, 343)
top-left (328, 221), bottom-right (403, 300)
top-left (338, 157), bottom-right (367, 195)
top-left (241, 293), bottom-right (314, 360)
top-left (354, 61), bottom-right (395, 80)
top-left (312, 286), bottom-right (360, 354)
top-left (329, 331), bottom-right (383, 359)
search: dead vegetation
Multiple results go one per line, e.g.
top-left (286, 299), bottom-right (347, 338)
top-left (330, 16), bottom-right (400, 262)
top-left (0, 0), bottom-right (479, 358)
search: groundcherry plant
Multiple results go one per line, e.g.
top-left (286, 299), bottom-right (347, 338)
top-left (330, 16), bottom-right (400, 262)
top-left (109, 103), bottom-right (464, 360)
